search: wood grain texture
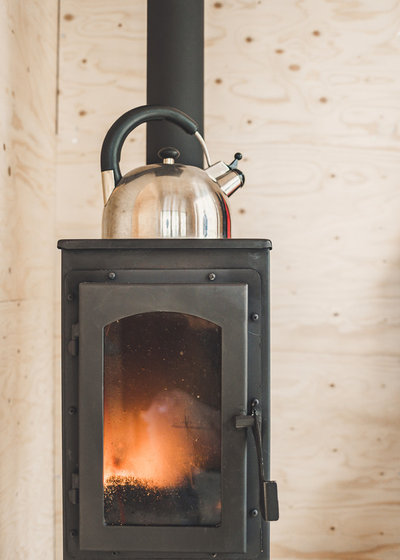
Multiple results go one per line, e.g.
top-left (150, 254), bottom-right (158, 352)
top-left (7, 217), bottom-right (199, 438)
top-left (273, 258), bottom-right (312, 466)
top-left (56, 1), bottom-right (400, 559)
top-left (56, 0), bottom-right (147, 239)
top-left (0, 0), bottom-right (58, 558)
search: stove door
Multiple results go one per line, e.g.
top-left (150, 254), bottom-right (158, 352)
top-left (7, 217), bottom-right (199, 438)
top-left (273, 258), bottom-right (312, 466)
top-left (78, 283), bottom-right (248, 554)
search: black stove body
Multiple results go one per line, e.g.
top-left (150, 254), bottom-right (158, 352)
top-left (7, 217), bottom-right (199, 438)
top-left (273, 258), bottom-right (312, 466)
top-left (59, 238), bottom-right (278, 560)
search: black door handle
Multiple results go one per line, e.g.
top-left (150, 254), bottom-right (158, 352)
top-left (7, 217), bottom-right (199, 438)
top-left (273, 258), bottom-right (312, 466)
top-left (235, 399), bottom-right (279, 522)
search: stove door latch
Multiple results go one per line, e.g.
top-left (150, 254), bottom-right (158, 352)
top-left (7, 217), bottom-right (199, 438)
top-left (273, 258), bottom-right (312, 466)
top-left (68, 323), bottom-right (79, 356)
top-left (69, 472), bottom-right (79, 505)
top-left (235, 399), bottom-right (279, 522)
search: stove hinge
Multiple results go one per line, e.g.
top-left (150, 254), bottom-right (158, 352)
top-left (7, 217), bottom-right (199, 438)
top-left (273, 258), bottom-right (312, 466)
top-left (68, 323), bottom-right (79, 356)
top-left (235, 399), bottom-right (279, 522)
top-left (69, 472), bottom-right (79, 505)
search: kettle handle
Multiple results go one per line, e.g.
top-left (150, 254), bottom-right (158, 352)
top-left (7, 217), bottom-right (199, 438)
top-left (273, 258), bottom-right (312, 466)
top-left (101, 105), bottom-right (199, 185)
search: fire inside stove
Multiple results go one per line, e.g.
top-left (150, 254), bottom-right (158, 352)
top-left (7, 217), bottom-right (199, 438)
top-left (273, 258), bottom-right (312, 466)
top-left (103, 312), bottom-right (222, 526)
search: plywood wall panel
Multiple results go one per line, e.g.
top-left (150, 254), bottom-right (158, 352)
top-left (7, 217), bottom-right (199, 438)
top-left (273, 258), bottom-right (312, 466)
top-left (272, 350), bottom-right (400, 557)
top-left (57, 0), bottom-right (146, 239)
top-left (0, 0), bottom-right (58, 558)
top-left (56, 1), bottom-right (400, 559)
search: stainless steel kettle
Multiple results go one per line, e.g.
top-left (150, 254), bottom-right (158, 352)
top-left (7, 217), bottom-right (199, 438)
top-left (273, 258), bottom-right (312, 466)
top-left (101, 105), bottom-right (245, 238)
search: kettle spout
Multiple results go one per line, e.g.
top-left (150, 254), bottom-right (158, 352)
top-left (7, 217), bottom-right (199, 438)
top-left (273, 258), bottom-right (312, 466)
top-left (216, 168), bottom-right (245, 197)
top-left (205, 152), bottom-right (245, 197)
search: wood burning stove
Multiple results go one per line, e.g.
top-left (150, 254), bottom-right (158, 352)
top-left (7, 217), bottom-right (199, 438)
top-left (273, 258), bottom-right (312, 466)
top-left (59, 3), bottom-right (278, 557)
top-left (59, 238), bottom-right (278, 559)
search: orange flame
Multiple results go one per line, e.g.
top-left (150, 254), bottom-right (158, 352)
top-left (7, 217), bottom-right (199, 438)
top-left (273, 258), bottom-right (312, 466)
top-left (104, 389), bottom-right (219, 488)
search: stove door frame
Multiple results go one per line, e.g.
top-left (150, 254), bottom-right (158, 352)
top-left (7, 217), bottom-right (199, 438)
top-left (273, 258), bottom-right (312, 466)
top-left (78, 282), bottom-right (248, 554)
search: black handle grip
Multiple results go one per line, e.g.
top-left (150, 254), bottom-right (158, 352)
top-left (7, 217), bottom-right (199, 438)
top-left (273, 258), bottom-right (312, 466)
top-left (100, 105), bottom-right (199, 185)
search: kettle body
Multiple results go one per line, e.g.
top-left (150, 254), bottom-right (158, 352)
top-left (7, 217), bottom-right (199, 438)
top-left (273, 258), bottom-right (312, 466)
top-left (100, 105), bottom-right (244, 239)
top-left (102, 163), bottom-right (230, 238)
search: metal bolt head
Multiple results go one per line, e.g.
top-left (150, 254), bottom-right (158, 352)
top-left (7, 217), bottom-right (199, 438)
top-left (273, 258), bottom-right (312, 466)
top-left (108, 271), bottom-right (116, 280)
top-left (250, 508), bottom-right (259, 518)
top-left (68, 406), bottom-right (77, 416)
top-left (208, 272), bottom-right (216, 281)
top-left (251, 313), bottom-right (259, 321)
top-left (67, 293), bottom-right (73, 302)
top-left (70, 529), bottom-right (78, 537)
top-left (211, 554), bottom-right (217, 558)
top-left (252, 398), bottom-right (260, 407)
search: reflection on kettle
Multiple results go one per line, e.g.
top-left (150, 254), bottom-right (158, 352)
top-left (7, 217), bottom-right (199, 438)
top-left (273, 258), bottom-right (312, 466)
top-left (101, 105), bottom-right (245, 239)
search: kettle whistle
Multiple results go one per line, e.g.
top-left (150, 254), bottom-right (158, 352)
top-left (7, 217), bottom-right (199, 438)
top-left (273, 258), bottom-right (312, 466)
top-left (101, 105), bottom-right (245, 239)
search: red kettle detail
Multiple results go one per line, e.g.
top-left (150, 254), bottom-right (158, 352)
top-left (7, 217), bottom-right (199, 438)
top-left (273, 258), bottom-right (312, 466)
top-left (101, 105), bottom-right (245, 239)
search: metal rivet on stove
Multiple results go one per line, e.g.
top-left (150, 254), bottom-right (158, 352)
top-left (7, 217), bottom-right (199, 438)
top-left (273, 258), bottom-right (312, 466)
top-left (250, 508), bottom-right (259, 518)
top-left (108, 271), bottom-right (116, 280)
top-left (251, 313), bottom-right (259, 321)
top-left (252, 398), bottom-right (260, 407)
top-left (70, 530), bottom-right (78, 537)
top-left (68, 406), bottom-right (77, 416)
top-left (208, 272), bottom-right (216, 281)
top-left (211, 554), bottom-right (217, 558)
top-left (67, 293), bottom-right (73, 301)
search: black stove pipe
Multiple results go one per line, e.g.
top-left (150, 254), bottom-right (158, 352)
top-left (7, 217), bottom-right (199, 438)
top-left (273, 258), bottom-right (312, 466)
top-left (146, 0), bottom-right (204, 168)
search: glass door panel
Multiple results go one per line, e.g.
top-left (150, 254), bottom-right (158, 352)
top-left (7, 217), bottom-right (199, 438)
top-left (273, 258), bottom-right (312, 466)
top-left (103, 312), bottom-right (221, 527)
